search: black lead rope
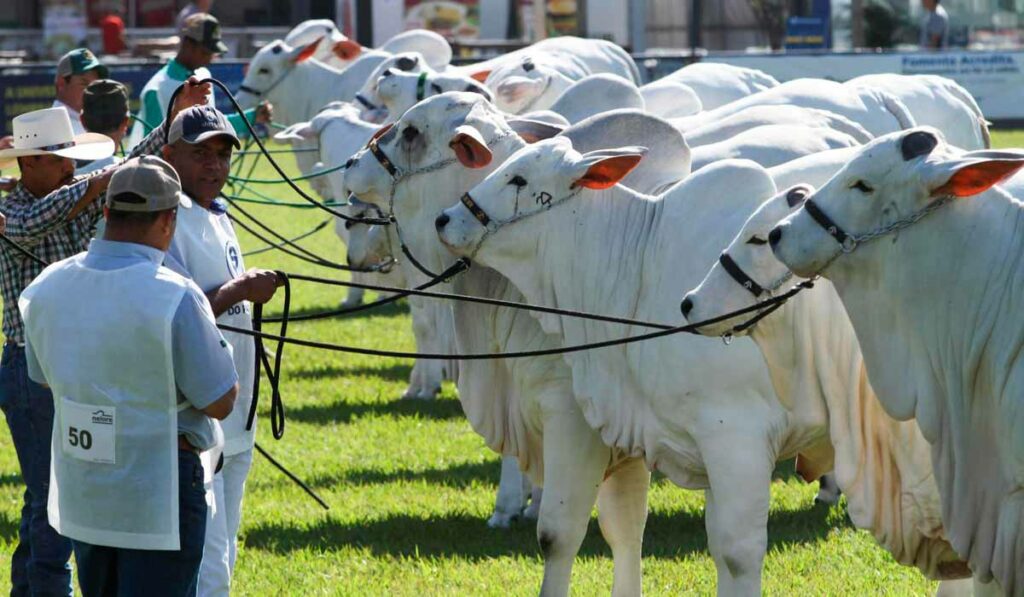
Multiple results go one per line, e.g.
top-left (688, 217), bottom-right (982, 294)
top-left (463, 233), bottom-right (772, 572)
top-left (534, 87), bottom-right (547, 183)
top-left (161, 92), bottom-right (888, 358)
top-left (164, 79), bottom-right (390, 226)
top-left (243, 219), bottom-right (332, 257)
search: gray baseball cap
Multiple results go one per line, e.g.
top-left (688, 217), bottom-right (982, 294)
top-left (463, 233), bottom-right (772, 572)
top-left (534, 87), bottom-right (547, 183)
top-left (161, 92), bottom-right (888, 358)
top-left (181, 13), bottom-right (229, 54)
top-left (168, 105), bottom-right (240, 148)
top-left (106, 156), bottom-right (182, 212)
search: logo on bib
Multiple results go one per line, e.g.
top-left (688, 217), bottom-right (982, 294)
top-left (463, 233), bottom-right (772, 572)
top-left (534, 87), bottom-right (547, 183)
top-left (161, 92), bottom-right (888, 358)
top-left (91, 410), bottom-right (114, 425)
top-left (225, 242), bottom-right (242, 277)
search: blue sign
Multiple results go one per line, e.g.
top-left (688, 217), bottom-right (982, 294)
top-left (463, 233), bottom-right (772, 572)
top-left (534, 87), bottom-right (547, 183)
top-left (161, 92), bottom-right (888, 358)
top-left (0, 60), bottom-right (246, 136)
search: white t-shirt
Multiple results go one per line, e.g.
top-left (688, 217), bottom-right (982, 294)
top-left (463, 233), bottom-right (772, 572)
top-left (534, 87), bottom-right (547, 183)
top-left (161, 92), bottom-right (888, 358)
top-left (53, 99), bottom-right (85, 136)
top-left (167, 194), bottom-right (256, 456)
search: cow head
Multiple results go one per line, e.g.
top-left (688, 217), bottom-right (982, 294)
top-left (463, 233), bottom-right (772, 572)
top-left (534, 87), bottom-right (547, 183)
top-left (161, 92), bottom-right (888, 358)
top-left (486, 57), bottom-right (575, 114)
top-left (236, 39), bottom-right (321, 110)
top-left (377, 69), bottom-right (493, 122)
top-left (682, 184), bottom-right (813, 335)
top-left (343, 200), bottom-right (394, 271)
top-left (771, 127), bottom-right (1024, 279)
top-left (342, 92), bottom-right (518, 216)
top-left (436, 137), bottom-right (644, 266)
top-left (353, 52), bottom-right (428, 123)
top-left (284, 19), bottom-right (357, 67)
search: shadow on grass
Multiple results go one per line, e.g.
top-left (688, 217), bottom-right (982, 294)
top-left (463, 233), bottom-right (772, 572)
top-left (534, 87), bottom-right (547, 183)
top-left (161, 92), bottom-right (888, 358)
top-left (0, 510), bottom-right (18, 542)
top-left (0, 472), bottom-right (22, 487)
top-left (259, 459), bottom-right (501, 491)
top-left (243, 499), bottom-right (840, 560)
top-left (291, 362), bottom-right (411, 382)
top-left (283, 395), bottom-right (465, 426)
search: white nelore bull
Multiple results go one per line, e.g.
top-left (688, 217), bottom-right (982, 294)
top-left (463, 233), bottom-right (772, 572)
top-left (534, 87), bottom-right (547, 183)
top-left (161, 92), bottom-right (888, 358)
top-left (657, 62), bottom-right (780, 110)
top-left (548, 74), bottom-right (645, 124)
top-left (678, 105), bottom-right (874, 148)
top-left (769, 127), bottom-right (1024, 595)
top-left (437, 138), bottom-right (848, 595)
top-left (481, 37), bottom-right (640, 114)
top-left (343, 95), bottom-right (692, 595)
top-left (375, 68), bottom-right (493, 122)
top-left (680, 185), bottom-right (976, 590)
top-left (285, 19), bottom-right (452, 71)
top-left (846, 74), bottom-right (990, 150)
top-left (675, 78), bottom-right (916, 137)
top-left (689, 123), bottom-right (863, 171)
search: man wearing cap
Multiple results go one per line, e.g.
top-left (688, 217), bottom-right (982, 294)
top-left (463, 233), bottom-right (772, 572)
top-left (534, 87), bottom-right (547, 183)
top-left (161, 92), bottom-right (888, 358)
top-left (77, 79), bottom-right (131, 175)
top-left (161, 104), bottom-right (278, 597)
top-left (0, 79), bottom-right (210, 597)
top-left (128, 13), bottom-right (272, 147)
top-left (20, 155), bottom-right (240, 597)
top-left (53, 48), bottom-right (109, 136)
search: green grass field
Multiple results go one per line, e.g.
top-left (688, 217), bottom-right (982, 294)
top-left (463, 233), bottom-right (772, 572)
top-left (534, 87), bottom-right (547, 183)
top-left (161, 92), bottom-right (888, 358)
top-left (2, 130), bottom-right (1021, 596)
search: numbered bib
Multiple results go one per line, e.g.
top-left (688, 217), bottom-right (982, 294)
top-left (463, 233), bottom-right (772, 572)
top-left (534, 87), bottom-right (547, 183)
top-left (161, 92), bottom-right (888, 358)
top-left (61, 398), bottom-right (116, 464)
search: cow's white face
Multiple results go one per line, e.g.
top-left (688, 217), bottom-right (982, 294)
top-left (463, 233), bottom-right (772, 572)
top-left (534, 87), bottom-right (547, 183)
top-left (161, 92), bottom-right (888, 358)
top-left (344, 203), bottom-right (394, 270)
top-left (377, 70), bottom-right (492, 122)
top-left (285, 19), bottom-right (354, 66)
top-left (354, 53), bottom-right (427, 122)
top-left (437, 137), bottom-right (644, 265)
top-left (237, 39), bottom-right (321, 109)
top-left (342, 92), bottom-right (507, 213)
top-left (682, 185), bottom-right (813, 335)
top-left (771, 127), bottom-right (1024, 279)
top-left (486, 57), bottom-right (573, 114)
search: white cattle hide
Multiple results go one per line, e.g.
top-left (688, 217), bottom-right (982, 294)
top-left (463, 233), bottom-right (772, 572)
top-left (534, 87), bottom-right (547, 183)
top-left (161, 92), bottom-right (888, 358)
top-left (438, 140), bottom-right (839, 595)
top-left (675, 78), bottom-right (916, 137)
top-left (376, 69), bottom-right (492, 122)
top-left (549, 74), bottom-right (644, 124)
top-left (846, 73), bottom-right (989, 150)
top-left (679, 104), bottom-right (874, 148)
top-left (771, 128), bottom-right (1024, 594)
top-left (285, 20), bottom-right (452, 71)
top-left (343, 94), bottom-right (690, 594)
top-left (482, 36), bottom-right (640, 114)
top-left (683, 187), bottom-right (971, 582)
top-left (659, 62), bottom-right (779, 110)
top-left (639, 78), bottom-right (703, 119)
top-left (690, 124), bottom-right (862, 171)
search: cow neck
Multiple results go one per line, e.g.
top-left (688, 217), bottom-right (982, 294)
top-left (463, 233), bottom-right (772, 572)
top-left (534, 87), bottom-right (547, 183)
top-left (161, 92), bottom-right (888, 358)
top-left (826, 187), bottom-right (1024, 590)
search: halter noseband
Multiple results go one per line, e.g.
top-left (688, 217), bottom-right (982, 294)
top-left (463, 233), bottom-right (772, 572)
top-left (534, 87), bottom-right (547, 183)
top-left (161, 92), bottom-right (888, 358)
top-left (416, 72), bottom-right (429, 102)
top-left (460, 192), bottom-right (491, 227)
top-left (804, 199), bottom-right (855, 252)
top-left (719, 253), bottom-right (793, 299)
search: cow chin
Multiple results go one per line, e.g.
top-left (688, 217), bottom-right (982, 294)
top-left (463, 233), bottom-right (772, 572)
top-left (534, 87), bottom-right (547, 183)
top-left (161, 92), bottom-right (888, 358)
top-left (771, 213), bottom-right (837, 279)
top-left (435, 208), bottom-right (483, 258)
top-left (684, 280), bottom-right (753, 337)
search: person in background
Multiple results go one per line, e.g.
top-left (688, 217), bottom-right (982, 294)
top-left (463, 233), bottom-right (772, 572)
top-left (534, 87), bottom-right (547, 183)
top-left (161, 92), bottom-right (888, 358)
top-left (77, 79), bottom-right (131, 175)
top-left (176, 0), bottom-right (213, 32)
top-left (160, 104), bottom-right (280, 597)
top-left (19, 155), bottom-right (239, 597)
top-left (0, 136), bottom-right (16, 193)
top-left (128, 13), bottom-right (272, 147)
top-left (53, 48), bottom-right (109, 136)
top-left (99, 6), bottom-right (127, 55)
top-left (0, 80), bottom-right (209, 597)
top-left (920, 0), bottom-right (949, 50)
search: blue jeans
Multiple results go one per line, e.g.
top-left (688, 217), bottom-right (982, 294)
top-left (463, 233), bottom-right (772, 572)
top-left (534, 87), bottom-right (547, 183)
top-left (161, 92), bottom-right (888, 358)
top-left (0, 343), bottom-right (73, 597)
top-left (72, 450), bottom-right (208, 597)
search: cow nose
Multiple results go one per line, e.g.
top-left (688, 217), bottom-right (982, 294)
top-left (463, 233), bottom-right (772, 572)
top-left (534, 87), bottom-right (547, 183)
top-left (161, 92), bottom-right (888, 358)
top-left (768, 226), bottom-right (783, 248)
top-left (435, 212), bottom-right (450, 230)
top-left (680, 295), bottom-right (694, 319)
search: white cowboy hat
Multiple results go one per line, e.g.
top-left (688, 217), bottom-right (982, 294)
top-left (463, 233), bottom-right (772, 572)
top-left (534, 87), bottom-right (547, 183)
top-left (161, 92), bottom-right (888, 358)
top-left (0, 107), bottom-right (114, 168)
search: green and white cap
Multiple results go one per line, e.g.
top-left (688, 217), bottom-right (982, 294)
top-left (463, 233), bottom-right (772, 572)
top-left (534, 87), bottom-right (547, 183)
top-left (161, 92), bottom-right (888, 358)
top-left (56, 48), bottom-right (109, 78)
top-left (106, 156), bottom-right (183, 212)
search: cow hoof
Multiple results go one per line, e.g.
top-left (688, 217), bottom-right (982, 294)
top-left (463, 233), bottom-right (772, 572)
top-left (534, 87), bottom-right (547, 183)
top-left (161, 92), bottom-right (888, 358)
top-left (521, 501), bottom-right (541, 521)
top-left (402, 386), bottom-right (439, 400)
top-left (487, 511), bottom-right (521, 529)
top-left (341, 297), bottom-right (363, 308)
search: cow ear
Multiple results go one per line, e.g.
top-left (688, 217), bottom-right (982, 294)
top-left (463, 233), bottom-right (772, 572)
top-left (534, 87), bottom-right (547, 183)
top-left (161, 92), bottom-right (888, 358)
top-left (292, 37), bottom-right (322, 63)
top-left (930, 151), bottom-right (1024, 198)
top-left (468, 69), bottom-right (491, 83)
top-left (273, 122), bottom-right (316, 142)
top-left (333, 39), bottom-right (363, 61)
top-left (449, 125), bottom-right (492, 169)
top-left (507, 117), bottom-right (564, 144)
top-left (572, 147), bottom-right (646, 190)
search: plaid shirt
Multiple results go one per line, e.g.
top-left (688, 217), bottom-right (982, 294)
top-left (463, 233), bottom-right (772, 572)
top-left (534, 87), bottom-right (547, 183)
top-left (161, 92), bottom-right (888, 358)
top-left (0, 126), bottom-right (166, 344)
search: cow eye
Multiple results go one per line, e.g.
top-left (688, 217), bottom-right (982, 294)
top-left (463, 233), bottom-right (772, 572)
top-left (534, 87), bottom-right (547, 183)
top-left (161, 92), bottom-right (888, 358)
top-left (430, 82), bottom-right (443, 95)
top-left (746, 235), bottom-right (768, 246)
top-left (851, 180), bottom-right (874, 193)
top-left (508, 175), bottom-right (527, 187)
top-left (257, 67), bottom-right (270, 75)
top-left (402, 126), bottom-right (419, 142)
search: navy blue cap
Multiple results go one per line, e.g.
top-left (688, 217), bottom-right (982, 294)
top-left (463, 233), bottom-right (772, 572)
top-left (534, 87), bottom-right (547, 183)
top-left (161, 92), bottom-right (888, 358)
top-left (168, 105), bottom-right (240, 148)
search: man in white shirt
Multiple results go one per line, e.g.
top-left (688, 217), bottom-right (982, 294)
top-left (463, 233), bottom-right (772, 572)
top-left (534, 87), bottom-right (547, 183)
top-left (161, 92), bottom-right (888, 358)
top-left (919, 0), bottom-right (950, 49)
top-left (161, 104), bottom-right (280, 597)
top-left (53, 49), bottom-right (109, 137)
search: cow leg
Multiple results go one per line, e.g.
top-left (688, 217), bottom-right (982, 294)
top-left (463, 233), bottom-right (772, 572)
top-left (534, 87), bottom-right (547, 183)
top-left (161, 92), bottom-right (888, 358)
top-left (814, 473), bottom-right (842, 506)
top-left (536, 408), bottom-right (610, 597)
top-left (934, 578), bottom-right (982, 596)
top-left (488, 456), bottom-right (529, 529)
top-left (403, 302), bottom-right (442, 400)
top-left (597, 458), bottom-right (649, 597)
top-left (342, 271), bottom-right (366, 307)
top-left (703, 437), bottom-right (772, 597)
top-left (523, 486), bottom-right (543, 521)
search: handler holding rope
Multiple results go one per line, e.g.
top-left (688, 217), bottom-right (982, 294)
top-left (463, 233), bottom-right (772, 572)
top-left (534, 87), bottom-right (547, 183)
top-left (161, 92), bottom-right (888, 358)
top-left (19, 156), bottom-right (239, 596)
top-left (0, 80), bottom-right (209, 596)
top-left (160, 103), bottom-right (280, 597)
